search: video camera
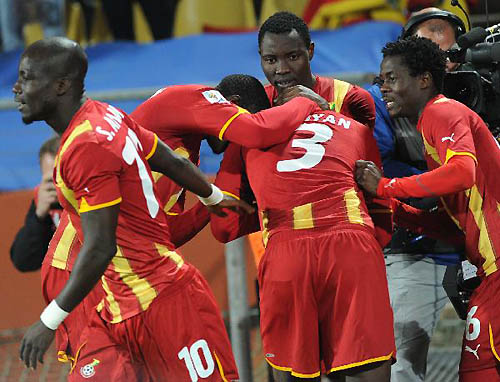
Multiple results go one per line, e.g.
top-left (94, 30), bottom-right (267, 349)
top-left (444, 24), bottom-right (500, 138)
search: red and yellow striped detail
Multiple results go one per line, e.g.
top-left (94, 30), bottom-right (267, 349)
top-left (344, 188), bottom-right (364, 225)
top-left (79, 196), bottom-right (122, 213)
top-left (261, 211), bottom-right (269, 248)
top-left (444, 149), bottom-right (477, 165)
top-left (144, 133), bottom-right (158, 160)
top-left (490, 324), bottom-right (500, 362)
top-left (327, 352), bottom-right (394, 374)
top-left (112, 246), bottom-right (159, 315)
top-left (155, 243), bottom-right (185, 268)
top-left (465, 186), bottom-right (498, 276)
top-left (332, 78), bottom-right (351, 113)
top-left (218, 106), bottom-right (249, 140)
top-left (422, 133), bottom-right (442, 166)
top-left (266, 358), bottom-right (321, 378)
top-left (213, 352), bottom-right (229, 382)
top-left (292, 203), bottom-right (314, 230)
top-left (55, 120), bottom-right (93, 214)
top-left (51, 220), bottom-right (78, 270)
top-left (222, 190), bottom-right (240, 200)
top-left (100, 276), bottom-right (122, 323)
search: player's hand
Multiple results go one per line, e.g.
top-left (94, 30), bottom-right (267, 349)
top-left (20, 320), bottom-right (55, 370)
top-left (207, 195), bottom-right (255, 217)
top-left (36, 174), bottom-right (58, 219)
top-left (355, 160), bottom-right (382, 196)
top-left (274, 85), bottom-right (330, 110)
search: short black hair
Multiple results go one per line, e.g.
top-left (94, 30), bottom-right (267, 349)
top-left (23, 37), bottom-right (88, 99)
top-left (216, 74), bottom-right (270, 113)
top-left (382, 36), bottom-right (447, 92)
top-left (258, 11), bottom-right (311, 49)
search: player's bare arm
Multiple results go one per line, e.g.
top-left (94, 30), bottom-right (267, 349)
top-left (20, 205), bottom-right (119, 370)
top-left (148, 139), bottom-right (254, 217)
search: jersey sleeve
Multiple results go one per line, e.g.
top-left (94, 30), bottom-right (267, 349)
top-left (211, 144), bottom-right (260, 243)
top-left (341, 85), bottom-right (376, 130)
top-left (166, 201), bottom-right (210, 248)
top-left (220, 97), bottom-right (319, 148)
top-left (62, 141), bottom-right (123, 213)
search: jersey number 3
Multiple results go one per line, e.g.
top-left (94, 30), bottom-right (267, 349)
top-left (277, 123), bottom-right (333, 173)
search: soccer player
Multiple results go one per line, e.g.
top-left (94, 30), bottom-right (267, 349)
top-left (259, 11), bottom-right (376, 129)
top-left (211, 74), bottom-right (395, 382)
top-left (356, 37), bottom-right (500, 382)
top-left (129, 74), bottom-right (314, 246)
top-left (14, 37), bottom-right (254, 381)
top-left (366, 9), bottom-right (467, 382)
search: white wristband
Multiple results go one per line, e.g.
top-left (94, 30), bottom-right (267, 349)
top-left (198, 184), bottom-right (224, 206)
top-left (40, 300), bottom-right (69, 330)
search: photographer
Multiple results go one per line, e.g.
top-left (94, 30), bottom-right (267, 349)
top-left (10, 136), bottom-right (61, 271)
top-left (366, 8), bottom-right (466, 382)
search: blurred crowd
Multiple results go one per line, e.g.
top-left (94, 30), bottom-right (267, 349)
top-left (0, 0), bottom-right (491, 52)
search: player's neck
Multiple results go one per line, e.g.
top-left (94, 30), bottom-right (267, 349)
top-left (47, 96), bottom-right (88, 135)
top-left (413, 92), bottom-right (437, 124)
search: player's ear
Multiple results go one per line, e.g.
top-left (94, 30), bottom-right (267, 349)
top-left (420, 71), bottom-right (432, 90)
top-left (55, 77), bottom-right (71, 96)
top-left (227, 94), bottom-right (241, 106)
top-left (308, 41), bottom-right (315, 61)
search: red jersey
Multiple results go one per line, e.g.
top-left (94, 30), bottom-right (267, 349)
top-left (265, 75), bottom-right (376, 129)
top-left (130, 84), bottom-right (318, 213)
top-left (54, 99), bottom-right (190, 323)
top-left (213, 109), bottom-right (384, 244)
top-left (386, 95), bottom-right (500, 278)
top-left (43, 210), bottom-right (80, 271)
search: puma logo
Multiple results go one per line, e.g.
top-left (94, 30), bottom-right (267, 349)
top-left (465, 344), bottom-right (480, 360)
top-left (441, 133), bottom-right (455, 143)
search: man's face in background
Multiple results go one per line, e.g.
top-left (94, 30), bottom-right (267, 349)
top-left (414, 19), bottom-right (459, 72)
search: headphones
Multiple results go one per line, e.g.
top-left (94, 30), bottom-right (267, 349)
top-left (402, 10), bottom-right (466, 39)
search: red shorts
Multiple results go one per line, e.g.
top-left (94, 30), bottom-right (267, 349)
top-left (460, 270), bottom-right (500, 375)
top-left (41, 262), bottom-right (103, 362)
top-left (258, 228), bottom-right (395, 378)
top-left (68, 266), bottom-right (238, 382)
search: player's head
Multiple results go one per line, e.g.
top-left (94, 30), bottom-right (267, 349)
top-left (39, 135), bottom-right (60, 175)
top-left (258, 12), bottom-right (315, 94)
top-left (403, 7), bottom-right (464, 71)
top-left (379, 36), bottom-right (446, 120)
top-left (13, 37), bottom-right (88, 124)
top-left (216, 74), bottom-right (270, 113)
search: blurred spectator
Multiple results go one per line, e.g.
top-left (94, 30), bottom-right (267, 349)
top-left (10, 136), bottom-right (61, 272)
top-left (0, 0), bottom-right (64, 52)
top-left (101, 0), bottom-right (179, 40)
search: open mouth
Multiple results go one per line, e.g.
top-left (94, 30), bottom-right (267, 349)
top-left (274, 79), bottom-right (296, 88)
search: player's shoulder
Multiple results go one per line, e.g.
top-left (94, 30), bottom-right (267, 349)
top-left (423, 95), bottom-right (469, 124)
top-left (305, 110), bottom-right (363, 131)
top-left (62, 100), bottom-right (127, 157)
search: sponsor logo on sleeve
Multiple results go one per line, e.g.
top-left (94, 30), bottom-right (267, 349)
top-left (202, 90), bottom-right (230, 105)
